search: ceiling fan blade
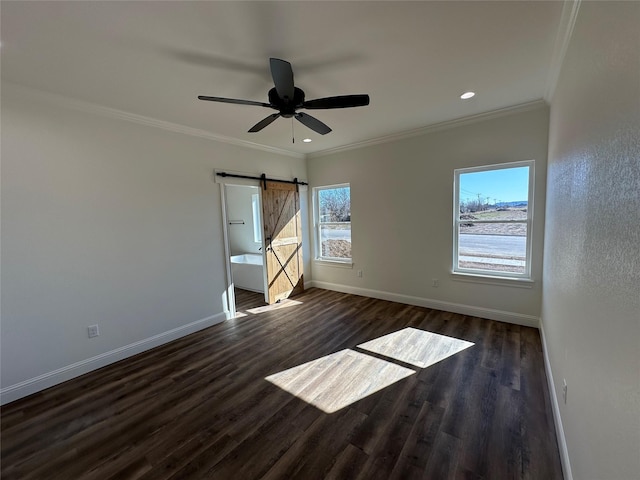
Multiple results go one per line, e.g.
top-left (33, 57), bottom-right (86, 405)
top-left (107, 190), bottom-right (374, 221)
top-left (295, 112), bottom-right (332, 135)
top-left (270, 58), bottom-right (295, 102)
top-left (248, 113), bottom-right (281, 133)
top-left (198, 96), bottom-right (271, 108)
top-left (302, 94), bottom-right (370, 109)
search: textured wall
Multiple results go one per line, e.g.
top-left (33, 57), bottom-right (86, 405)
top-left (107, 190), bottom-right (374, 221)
top-left (543, 2), bottom-right (640, 478)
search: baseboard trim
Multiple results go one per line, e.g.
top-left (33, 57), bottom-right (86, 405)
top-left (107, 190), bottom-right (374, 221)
top-left (539, 320), bottom-right (573, 480)
top-left (308, 281), bottom-right (540, 328)
top-left (0, 312), bottom-right (227, 405)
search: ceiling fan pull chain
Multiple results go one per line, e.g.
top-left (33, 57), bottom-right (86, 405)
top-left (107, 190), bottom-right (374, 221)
top-left (291, 118), bottom-right (295, 144)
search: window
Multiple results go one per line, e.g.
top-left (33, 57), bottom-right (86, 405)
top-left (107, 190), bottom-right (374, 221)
top-left (314, 184), bottom-right (351, 262)
top-left (453, 161), bottom-right (534, 279)
top-left (251, 193), bottom-right (261, 243)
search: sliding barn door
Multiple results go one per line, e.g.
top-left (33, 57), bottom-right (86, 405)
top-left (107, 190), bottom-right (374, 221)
top-left (261, 181), bottom-right (304, 304)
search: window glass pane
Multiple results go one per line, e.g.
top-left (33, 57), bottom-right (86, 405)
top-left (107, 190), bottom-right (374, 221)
top-left (320, 224), bottom-right (351, 259)
top-left (315, 184), bottom-right (352, 261)
top-left (455, 162), bottom-right (532, 278)
top-left (458, 166), bottom-right (529, 217)
top-left (458, 224), bottom-right (527, 274)
top-left (318, 187), bottom-right (351, 222)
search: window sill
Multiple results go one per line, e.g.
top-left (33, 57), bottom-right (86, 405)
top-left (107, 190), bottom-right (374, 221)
top-left (450, 271), bottom-right (534, 289)
top-left (314, 259), bottom-right (353, 269)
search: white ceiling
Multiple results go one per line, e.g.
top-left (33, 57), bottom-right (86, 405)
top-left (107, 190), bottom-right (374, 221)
top-left (1, 1), bottom-right (566, 156)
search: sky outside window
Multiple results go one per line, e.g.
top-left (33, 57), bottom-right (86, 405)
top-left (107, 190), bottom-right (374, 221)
top-left (459, 166), bottom-right (529, 204)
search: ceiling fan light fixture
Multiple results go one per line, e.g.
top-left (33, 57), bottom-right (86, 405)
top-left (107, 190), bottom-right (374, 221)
top-left (303, 138), bottom-right (312, 143)
top-left (460, 91), bottom-right (476, 100)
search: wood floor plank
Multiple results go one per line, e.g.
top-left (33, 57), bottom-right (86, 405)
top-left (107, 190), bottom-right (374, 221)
top-left (485, 385), bottom-right (524, 479)
top-left (454, 367), bottom-right (500, 477)
top-left (323, 443), bottom-right (369, 480)
top-left (388, 400), bottom-right (444, 478)
top-left (1, 288), bottom-right (563, 479)
top-left (356, 379), bottom-right (433, 479)
top-left (163, 434), bottom-right (239, 480)
top-left (198, 398), bottom-right (309, 480)
top-left (422, 431), bottom-right (463, 479)
top-left (501, 323), bottom-right (522, 390)
top-left (260, 407), bottom-right (367, 480)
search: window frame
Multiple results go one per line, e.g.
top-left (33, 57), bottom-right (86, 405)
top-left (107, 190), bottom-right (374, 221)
top-left (313, 183), bottom-right (352, 264)
top-left (453, 160), bottom-right (534, 280)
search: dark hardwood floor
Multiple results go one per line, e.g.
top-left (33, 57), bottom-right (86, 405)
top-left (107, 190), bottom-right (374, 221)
top-left (1, 288), bottom-right (563, 479)
top-left (235, 288), bottom-right (267, 312)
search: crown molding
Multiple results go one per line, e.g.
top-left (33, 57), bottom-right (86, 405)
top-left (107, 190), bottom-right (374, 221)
top-left (307, 100), bottom-right (548, 159)
top-left (2, 83), bottom-right (305, 160)
top-left (544, 0), bottom-right (582, 103)
top-left (5, 83), bottom-right (550, 163)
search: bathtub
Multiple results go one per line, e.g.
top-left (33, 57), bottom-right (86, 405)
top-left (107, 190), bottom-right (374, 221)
top-left (230, 253), bottom-right (264, 293)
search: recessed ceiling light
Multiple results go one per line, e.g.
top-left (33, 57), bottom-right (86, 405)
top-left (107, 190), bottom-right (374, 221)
top-left (460, 91), bottom-right (476, 100)
top-left (303, 138), bottom-right (312, 143)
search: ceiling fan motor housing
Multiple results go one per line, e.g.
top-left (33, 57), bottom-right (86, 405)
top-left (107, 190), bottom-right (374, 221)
top-left (268, 87), bottom-right (305, 117)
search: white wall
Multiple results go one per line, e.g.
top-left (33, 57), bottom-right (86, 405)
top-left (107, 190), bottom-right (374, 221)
top-left (542, 2), bottom-right (640, 479)
top-left (307, 106), bottom-right (549, 324)
top-left (225, 185), bottom-right (262, 256)
top-left (0, 84), bottom-right (307, 403)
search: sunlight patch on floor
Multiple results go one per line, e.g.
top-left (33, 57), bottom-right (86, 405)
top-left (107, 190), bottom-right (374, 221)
top-left (265, 349), bottom-right (415, 413)
top-left (266, 327), bottom-right (474, 413)
top-left (246, 299), bottom-right (303, 314)
top-left (357, 327), bottom-right (474, 368)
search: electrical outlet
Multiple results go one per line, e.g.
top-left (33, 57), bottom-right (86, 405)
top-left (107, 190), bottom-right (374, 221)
top-left (357, 270), bottom-right (363, 278)
top-left (562, 379), bottom-right (568, 404)
top-left (88, 325), bottom-right (100, 338)
top-left (432, 278), bottom-right (439, 287)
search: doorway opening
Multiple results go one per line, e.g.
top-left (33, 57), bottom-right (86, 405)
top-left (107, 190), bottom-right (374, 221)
top-left (219, 172), bottom-right (306, 319)
top-left (223, 184), bottom-right (268, 316)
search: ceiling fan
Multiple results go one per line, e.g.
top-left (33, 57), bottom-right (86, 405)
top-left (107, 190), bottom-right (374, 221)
top-left (198, 58), bottom-right (370, 135)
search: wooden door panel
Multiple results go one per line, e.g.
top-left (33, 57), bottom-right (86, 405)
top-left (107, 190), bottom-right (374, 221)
top-left (262, 181), bottom-right (303, 304)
